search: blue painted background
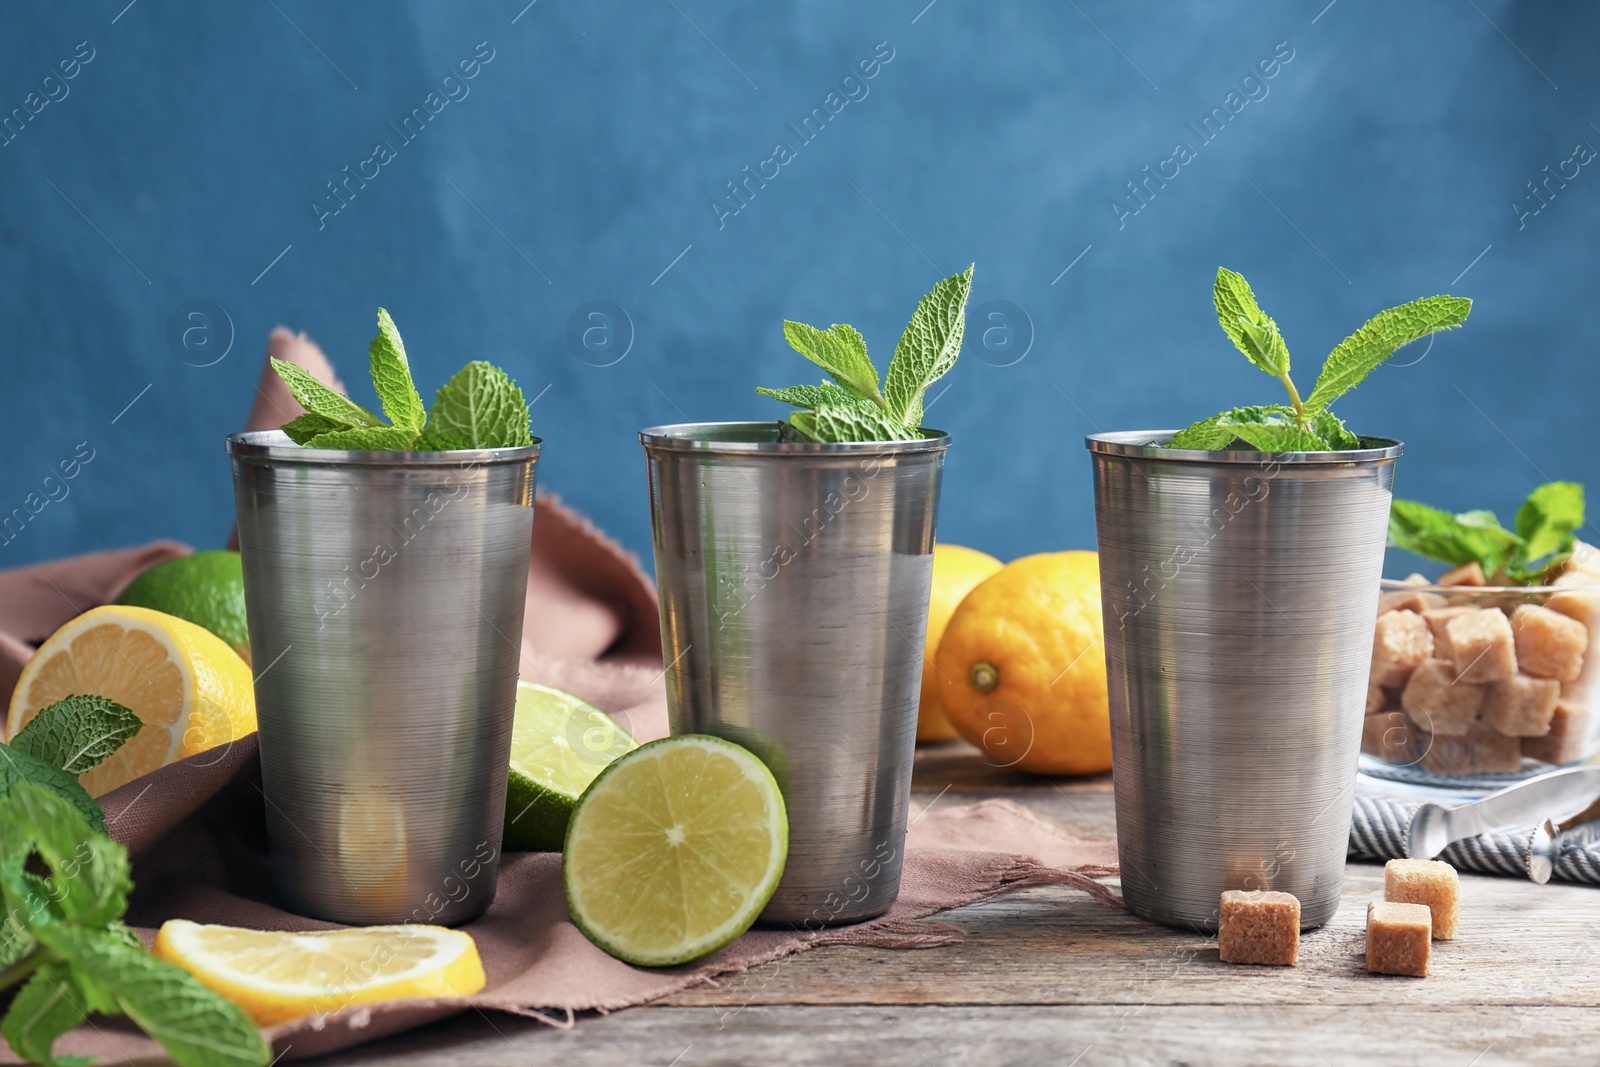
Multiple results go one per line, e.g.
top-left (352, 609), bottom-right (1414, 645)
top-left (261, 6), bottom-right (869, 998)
top-left (2, 0), bottom-right (1596, 573)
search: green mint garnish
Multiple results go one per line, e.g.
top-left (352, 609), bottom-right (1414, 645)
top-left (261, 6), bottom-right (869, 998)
top-left (270, 359), bottom-right (380, 432)
top-left (418, 361), bottom-right (534, 450)
top-left (368, 307), bottom-right (425, 434)
top-left (1389, 481), bottom-right (1585, 584)
top-left (0, 744), bottom-right (106, 837)
top-left (1168, 267), bottom-right (1472, 451)
top-left (273, 309), bottom-right (532, 451)
top-left (10, 696), bottom-right (142, 777)
top-left (0, 739), bottom-right (270, 1066)
top-left (759, 265), bottom-right (973, 443)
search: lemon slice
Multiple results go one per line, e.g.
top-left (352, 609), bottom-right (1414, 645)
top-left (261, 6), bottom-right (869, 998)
top-left (503, 681), bottom-right (638, 852)
top-left (153, 920), bottom-right (487, 1026)
top-left (6, 605), bottom-right (257, 797)
top-left (563, 734), bottom-right (788, 967)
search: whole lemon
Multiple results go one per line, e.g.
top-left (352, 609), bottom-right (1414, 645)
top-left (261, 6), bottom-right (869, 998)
top-left (936, 551), bottom-right (1111, 775)
top-left (918, 544), bottom-right (1004, 741)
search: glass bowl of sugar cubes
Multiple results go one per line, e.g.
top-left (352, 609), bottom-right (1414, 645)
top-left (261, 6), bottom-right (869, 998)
top-left (1362, 556), bottom-right (1600, 788)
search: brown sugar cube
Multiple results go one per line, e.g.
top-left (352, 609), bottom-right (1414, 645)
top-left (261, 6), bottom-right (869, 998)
top-left (1469, 724), bottom-right (1522, 772)
top-left (1380, 586), bottom-right (1448, 614)
top-left (1445, 609), bottom-right (1517, 683)
top-left (1569, 541), bottom-right (1600, 577)
top-left (1547, 588), bottom-right (1600, 704)
top-left (1523, 701), bottom-right (1591, 765)
top-left (1365, 684), bottom-right (1386, 716)
top-left (1362, 711), bottom-right (1416, 764)
top-left (1218, 890), bottom-right (1300, 966)
top-left (1401, 659), bottom-right (1484, 735)
top-left (1418, 731), bottom-right (1469, 775)
top-left (1418, 725), bottom-right (1519, 775)
top-left (1422, 606), bottom-right (1476, 661)
top-left (1371, 611), bottom-right (1435, 688)
top-left (1385, 859), bottom-right (1459, 939)
top-left (1481, 675), bottom-right (1560, 736)
top-left (1439, 561), bottom-right (1487, 587)
top-left (1366, 901), bottom-right (1432, 976)
top-left (1511, 604), bottom-right (1589, 682)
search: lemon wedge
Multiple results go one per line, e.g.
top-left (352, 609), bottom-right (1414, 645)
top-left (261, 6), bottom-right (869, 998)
top-left (154, 920), bottom-right (487, 1026)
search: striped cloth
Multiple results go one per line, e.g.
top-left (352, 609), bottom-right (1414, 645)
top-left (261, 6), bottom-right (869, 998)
top-left (1349, 795), bottom-right (1600, 885)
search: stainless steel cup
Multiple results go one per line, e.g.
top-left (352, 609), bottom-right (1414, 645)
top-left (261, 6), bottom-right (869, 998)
top-left (1087, 431), bottom-right (1401, 931)
top-left (227, 430), bottom-right (539, 925)
top-left (641, 422), bottom-right (947, 925)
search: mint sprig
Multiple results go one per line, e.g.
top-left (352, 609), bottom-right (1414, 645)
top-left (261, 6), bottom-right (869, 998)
top-left (10, 695), bottom-right (141, 776)
top-left (1168, 267), bottom-right (1472, 452)
top-left (1389, 481), bottom-right (1585, 584)
top-left (0, 702), bottom-right (271, 1067)
top-left (418, 362), bottom-right (534, 450)
top-left (274, 308), bottom-right (532, 451)
top-left (759, 266), bottom-right (974, 443)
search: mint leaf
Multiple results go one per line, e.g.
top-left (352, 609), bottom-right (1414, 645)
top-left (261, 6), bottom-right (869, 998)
top-left (304, 426), bottom-right (420, 451)
top-left (418, 361), bottom-right (532, 450)
top-left (883, 265), bottom-right (973, 428)
top-left (1213, 268), bottom-right (1290, 378)
top-left (1167, 415), bottom-right (1236, 450)
top-left (1387, 500), bottom-right (1522, 574)
top-left (1312, 410), bottom-right (1361, 451)
top-left (790, 402), bottom-right (917, 443)
top-left (11, 696), bottom-right (140, 776)
top-left (1171, 405), bottom-right (1309, 450)
top-left (269, 359), bottom-right (381, 428)
top-left (369, 308), bottom-right (426, 433)
top-left (1305, 295), bottom-right (1472, 412)
top-left (1456, 509), bottom-right (1524, 575)
top-left (280, 412), bottom-right (351, 445)
top-left (756, 383), bottom-right (864, 410)
top-left (0, 744), bottom-right (104, 836)
top-left (1220, 415), bottom-right (1326, 453)
top-left (33, 926), bottom-right (269, 1067)
top-left (3, 782), bottom-right (128, 929)
top-left (2, 965), bottom-right (92, 1067)
top-left (782, 322), bottom-right (881, 403)
top-left (1516, 481), bottom-right (1585, 563)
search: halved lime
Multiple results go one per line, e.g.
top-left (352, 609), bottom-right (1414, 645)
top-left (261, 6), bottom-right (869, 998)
top-left (502, 681), bottom-right (638, 852)
top-left (114, 550), bottom-right (251, 664)
top-left (563, 734), bottom-right (788, 967)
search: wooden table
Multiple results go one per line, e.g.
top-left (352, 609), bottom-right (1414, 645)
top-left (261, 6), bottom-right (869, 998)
top-left (335, 741), bottom-right (1599, 1066)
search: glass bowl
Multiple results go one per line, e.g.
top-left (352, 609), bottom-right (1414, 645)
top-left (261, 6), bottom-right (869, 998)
top-left (1360, 573), bottom-right (1600, 790)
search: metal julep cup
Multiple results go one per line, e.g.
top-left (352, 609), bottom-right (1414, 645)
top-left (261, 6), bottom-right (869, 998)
top-left (641, 422), bottom-right (948, 925)
top-left (227, 430), bottom-right (539, 925)
top-left (1087, 431), bottom-right (1402, 931)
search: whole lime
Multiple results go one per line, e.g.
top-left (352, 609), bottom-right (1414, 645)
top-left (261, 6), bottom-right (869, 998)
top-left (115, 550), bottom-right (251, 665)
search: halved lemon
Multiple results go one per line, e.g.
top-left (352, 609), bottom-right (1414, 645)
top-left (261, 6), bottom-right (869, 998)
top-left (154, 920), bottom-right (487, 1026)
top-left (563, 734), bottom-right (788, 967)
top-left (6, 605), bottom-right (256, 797)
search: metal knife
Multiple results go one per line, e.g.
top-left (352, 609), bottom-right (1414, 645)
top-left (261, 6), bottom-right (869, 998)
top-left (1407, 766), bottom-right (1600, 881)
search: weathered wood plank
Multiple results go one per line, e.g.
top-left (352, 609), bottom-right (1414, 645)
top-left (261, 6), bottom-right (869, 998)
top-left (662, 866), bottom-right (1597, 1008)
top-left (331, 1003), bottom-right (1597, 1066)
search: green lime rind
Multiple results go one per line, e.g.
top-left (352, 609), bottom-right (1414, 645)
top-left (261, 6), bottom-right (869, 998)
top-left (563, 734), bottom-right (788, 968)
top-left (113, 550), bottom-right (251, 663)
top-left (502, 682), bottom-right (638, 852)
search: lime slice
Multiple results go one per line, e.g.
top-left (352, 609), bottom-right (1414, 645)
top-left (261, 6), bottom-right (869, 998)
top-left (503, 681), bottom-right (637, 852)
top-left (563, 734), bottom-right (788, 967)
